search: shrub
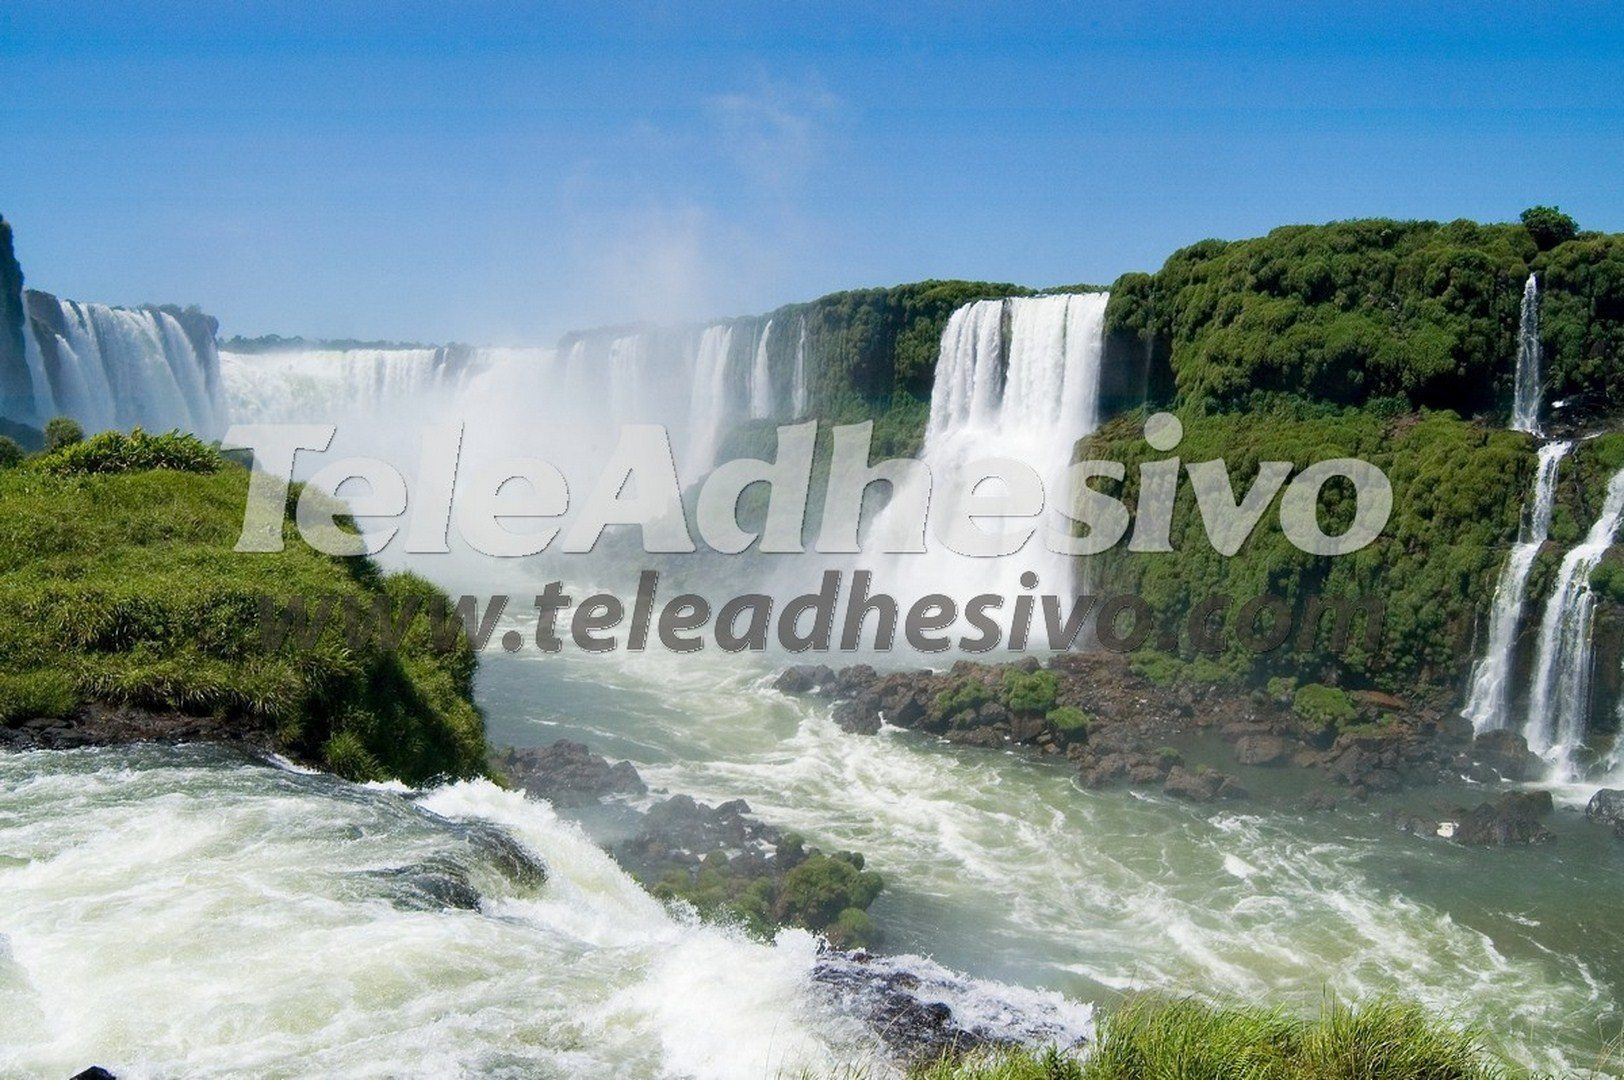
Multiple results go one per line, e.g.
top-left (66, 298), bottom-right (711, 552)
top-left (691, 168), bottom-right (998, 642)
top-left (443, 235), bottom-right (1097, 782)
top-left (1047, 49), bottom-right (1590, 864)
top-left (0, 435), bottom-right (22, 468)
top-left (1292, 683), bottom-right (1357, 735)
top-left (775, 852), bottom-right (884, 929)
top-left (1002, 669), bottom-right (1059, 715)
top-left (1520, 205), bottom-right (1578, 251)
top-left (934, 678), bottom-right (991, 720)
top-left (0, 669), bottom-right (78, 723)
top-left (43, 416), bottom-right (85, 452)
top-left (1046, 705), bottom-right (1091, 734)
top-left (42, 428), bottom-right (223, 476)
top-left (826, 906), bottom-right (879, 950)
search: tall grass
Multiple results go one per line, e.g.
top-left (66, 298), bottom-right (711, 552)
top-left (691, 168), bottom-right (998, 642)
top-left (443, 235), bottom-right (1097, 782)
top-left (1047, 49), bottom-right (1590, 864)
top-left (896, 997), bottom-right (1528, 1080)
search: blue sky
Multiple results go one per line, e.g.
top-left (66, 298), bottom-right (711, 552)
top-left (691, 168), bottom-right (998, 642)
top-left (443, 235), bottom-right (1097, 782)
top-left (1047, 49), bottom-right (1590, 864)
top-left (3, 2), bottom-right (1621, 343)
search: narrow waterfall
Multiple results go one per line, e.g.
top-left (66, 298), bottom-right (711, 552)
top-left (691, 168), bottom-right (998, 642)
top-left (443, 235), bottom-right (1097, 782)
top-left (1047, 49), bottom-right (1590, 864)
top-left (1463, 440), bottom-right (1572, 732)
top-left (791, 316), bottom-right (809, 417)
top-left (24, 293), bottom-right (223, 436)
top-left (749, 319), bottom-right (774, 419)
top-left (1523, 465), bottom-right (1624, 771)
top-left (684, 324), bottom-right (737, 474)
top-left (872, 293), bottom-right (1110, 622)
top-left (1511, 274), bottom-right (1543, 435)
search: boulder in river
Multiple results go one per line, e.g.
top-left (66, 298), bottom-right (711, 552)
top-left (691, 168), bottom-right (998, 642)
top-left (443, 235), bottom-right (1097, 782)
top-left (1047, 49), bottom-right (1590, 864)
top-left (491, 741), bottom-right (646, 807)
top-left (1453, 791), bottom-right (1555, 846)
top-left (1585, 788), bottom-right (1624, 836)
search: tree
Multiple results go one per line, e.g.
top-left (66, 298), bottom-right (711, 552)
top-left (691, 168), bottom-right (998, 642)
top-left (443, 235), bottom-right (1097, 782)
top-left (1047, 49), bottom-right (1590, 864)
top-left (1520, 206), bottom-right (1578, 251)
top-left (43, 416), bottom-right (84, 452)
top-left (0, 435), bottom-right (23, 467)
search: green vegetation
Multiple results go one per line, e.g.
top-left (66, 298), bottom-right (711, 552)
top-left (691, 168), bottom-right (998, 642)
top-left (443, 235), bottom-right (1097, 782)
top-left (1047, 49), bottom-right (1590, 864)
top-left (1105, 214), bottom-right (1622, 418)
top-left (1046, 706), bottom-right (1091, 734)
top-left (0, 432), bottom-right (487, 783)
top-left (934, 677), bottom-right (993, 722)
top-left (649, 840), bottom-right (884, 949)
top-left (0, 435), bottom-right (21, 469)
top-left (903, 997), bottom-right (1515, 1079)
top-left (1520, 206), bottom-right (1579, 252)
top-left (1003, 669), bottom-right (1060, 715)
top-left (1292, 683), bottom-right (1358, 736)
top-left (41, 427), bottom-right (224, 476)
top-left (1083, 406), bottom-right (1529, 689)
top-left (42, 416), bottom-right (83, 451)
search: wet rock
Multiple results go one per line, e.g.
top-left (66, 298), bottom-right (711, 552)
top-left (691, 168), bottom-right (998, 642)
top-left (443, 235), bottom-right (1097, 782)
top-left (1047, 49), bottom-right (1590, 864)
top-left (491, 741), bottom-right (646, 808)
top-left (71, 1069), bottom-right (118, 1080)
top-left (1234, 734), bottom-right (1289, 766)
top-left (364, 857), bottom-right (483, 911)
top-left (1302, 790), bottom-right (1339, 813)
top-left (1585, 788), bottom-right (1624, 832)
top-left (1469, 729), bottom-right (1543, 782)
top-left (832, 693), bottom-right (882, 735)
top-left (1453, 791), bottom-right (1555, 847)
top-left (1162, 765), bottom-right (1223, 801)
top-left (454, 820), bottom-right (548, 891)
top-left (774, 664), bottom-right (836, 694)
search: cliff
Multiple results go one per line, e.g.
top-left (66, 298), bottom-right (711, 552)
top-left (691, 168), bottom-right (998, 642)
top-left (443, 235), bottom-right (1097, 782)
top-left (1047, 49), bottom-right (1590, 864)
top-left (0, 215), bottom-right (31, 425)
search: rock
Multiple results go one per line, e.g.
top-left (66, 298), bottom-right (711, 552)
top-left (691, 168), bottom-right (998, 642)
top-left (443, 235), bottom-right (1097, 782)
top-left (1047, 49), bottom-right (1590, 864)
top-left (1453, 791), bottom-right (1555, 846)
top-left (71, 1070), bottom-right (117, 1080)
top-left (1353, 690), bottom-right (1409, 710)
top-left (1585, 789), bottom-right (1624, 830)
top-left (1469, 729), bottom-right (1542, 782)
top-left (454, 820), bottom-right (548, 891)
top-left (1162, 766), bottom-right (1224, 801)
top-left (774, 664), bottom-right (836, 694)
top-left (832, 693), bottom-right (882, 735)
top-left (1302, 790), bottom-right (1339, 813)
top-left (1234, 734), bottom-right (1288, 766)
top-left (363, 858), bottom-right (483, 911)
top-left (491, 741), bottom-right (646, 807)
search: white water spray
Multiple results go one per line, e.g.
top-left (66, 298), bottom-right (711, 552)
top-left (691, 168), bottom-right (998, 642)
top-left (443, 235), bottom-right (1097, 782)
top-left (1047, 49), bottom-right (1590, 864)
top-left (1463, 440), bottom-right (1572, 733)
top-left (874, 293), bottom-right (1109, 616)
top-left (749, 319), bottom-right (774, 419)
top-left (791, 316), bottom-right (809, 417)
top-left (1511, 274), bottom-right (1543, 435)
top-left (1523, 465), bottom-right (1624, 772)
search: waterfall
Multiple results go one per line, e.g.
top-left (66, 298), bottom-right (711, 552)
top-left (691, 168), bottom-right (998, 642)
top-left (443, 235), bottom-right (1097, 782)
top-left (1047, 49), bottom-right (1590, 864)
top-left (684, 324), bottom-right (737, 474)
top-left (220, 346), bottom-right (475, 422)
top-left (748, 319), bottom-right (774, 419)
top-left (871, 293), bottom-right (1110, 622)
top-left (23, 294), bottom-right (223, 436)
top-left (1523, 465), bottom-right (1624, 772)
top-left (791, 316), bottom-right (809, 417)
top-left (1463, 440), bottom-right (1572, 733)
top-left (1511, 274), bottom-right (1543, 435)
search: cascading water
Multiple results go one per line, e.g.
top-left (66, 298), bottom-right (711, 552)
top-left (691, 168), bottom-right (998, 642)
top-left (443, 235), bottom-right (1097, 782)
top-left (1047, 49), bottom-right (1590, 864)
top-left (24, 293), bottom-right (223, 435)
top-left (791, 316), bottom-right (809, 417)
top-left (1523, 464), bottom-right (1624, 773)
top-left (872, 293), bottom-right (1109, 618)
top-left (684, 324), bottom-right (737, 475)
top-left (748, 319), bottom-right (774, 419)
top-left (1462, 440), bottom-right (1572, 733)
top-left (1511, 274), bottom-right (1543, 435)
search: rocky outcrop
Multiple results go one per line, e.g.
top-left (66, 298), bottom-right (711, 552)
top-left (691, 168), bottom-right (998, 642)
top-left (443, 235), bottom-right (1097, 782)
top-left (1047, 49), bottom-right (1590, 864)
top-left (0, 215), bottom-right (31, 424)
top-left (774, 653), bottom-right (1495, 803)
top-left (0, 703), bottom-right (273, 754)
top-left (1585, 788), bottom-right (1624, 837)
top-left (1453, 791), bottom-right (1555, 846)
top-left (492, 740), bottom-right (646, 807)
top-left (491, 739), bottom-right (884, 948)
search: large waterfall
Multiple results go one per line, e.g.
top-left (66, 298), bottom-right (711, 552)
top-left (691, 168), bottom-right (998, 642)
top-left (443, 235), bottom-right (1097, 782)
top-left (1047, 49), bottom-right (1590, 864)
top-left (1510, 274), bottom-right (1543, 435)
top-left (1523, 464), bottom-right (1624, 772)
top-left (872, 293), bottom-right (1110, 616)
top-left (1462, 440), bottom-right (1572, 733)
top-left (21, 291), bottom-right (223, 435)
top-left (748, 319), bottom-right (774, 419)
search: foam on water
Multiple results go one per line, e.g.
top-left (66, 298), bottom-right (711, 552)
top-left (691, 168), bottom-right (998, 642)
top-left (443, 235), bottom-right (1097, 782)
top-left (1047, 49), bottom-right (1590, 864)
top-left (0, 746), bottom-right (880, 1079)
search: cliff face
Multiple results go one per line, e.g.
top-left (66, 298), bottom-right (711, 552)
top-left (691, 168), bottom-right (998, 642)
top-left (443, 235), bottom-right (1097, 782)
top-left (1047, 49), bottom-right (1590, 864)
top-left (0, 215), bottom-right (32, 424)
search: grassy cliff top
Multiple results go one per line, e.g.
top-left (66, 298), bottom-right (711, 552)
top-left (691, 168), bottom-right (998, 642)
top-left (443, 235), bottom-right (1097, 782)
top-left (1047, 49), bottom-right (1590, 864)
top-left (0, 430), bottom-right (486, 784)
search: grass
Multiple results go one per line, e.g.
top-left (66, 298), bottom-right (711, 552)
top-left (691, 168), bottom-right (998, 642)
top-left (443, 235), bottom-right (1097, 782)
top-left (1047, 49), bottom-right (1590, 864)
top-left (0, 434), bottom-right (487, 784)
top-left (892, 997), bottom-right (1527, 1080)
